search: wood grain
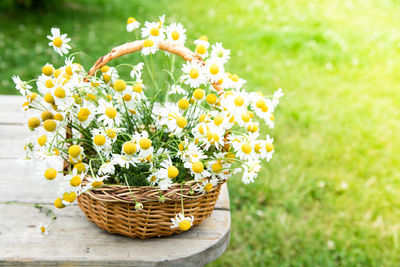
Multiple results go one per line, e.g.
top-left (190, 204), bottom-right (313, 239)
top-left (0, 96), bottom-right (231, 266)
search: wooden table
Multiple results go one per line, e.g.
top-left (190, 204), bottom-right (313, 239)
top-left (0, 96), bottom-right (230, 267)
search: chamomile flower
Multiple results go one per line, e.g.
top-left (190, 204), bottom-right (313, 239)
top-left (68, 144), bottom-right (84, 164)
top-left (181, 60), bottom-right (207, 88)
top-left (47, 28), bottom-right (71, 56)
top-left (142, 38), bottom-right (159, 55)
top-left (91, 129), bottom-right (112, 155)
top-left (158, 103), bottom-right (188, 136)
top-left (227, 73), bottom-right (246, 90)
top-left (100, 66), bottom-right (119, 85)
top-left (272, 88), bottom-right (284, 108)
top-left (194, 38), bottom-right (210, 58)
top-left (98, 161), bottom-right (115, 176)
top-left (141, 21), bottom-right (165, 42)
top-left (195, 178), bottom-right (218, 193)
top-left (82, 176), bottom-right (107, 192)
top-left (242, 159), bottom-right (261, 184)
top-left (12, 75), bottom-right (32, 96)
top-left (126, 17), bottom-right (140, 32)
top-left (38, 222), bottom-right (49, 235)
top-left (210, 42), bottom-right (230, 64)
top-left (74, 101), bottom-right (96, 128)
top-left (169, 84), bottom-right (187, 95)
top-left (165, 23), bottom-right (186, 46)
top-left (205, 59), bottom-right (224, 83)
top-left (132, 131), bottom-right (154, 159)
top-left (184, 160), bottom-right (211, 181)
top-left (130, 62), bottom-right (144, 79)
top-left (170, 213), bottom-right (194, 231)
top-left (112, 153), bottom-right (137, 168)
top-left (98, 99), bottom-right (121, 127)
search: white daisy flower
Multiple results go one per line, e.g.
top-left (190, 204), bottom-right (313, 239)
top-left (74, 101), bottom-right (96, 128)
top-left (170, 213), bottom-right (194, 231)
top-left (141, 21), bottom-right (165, 42)
top-left (169, 84), bottom-right (187, 95)
top-left (98, 161), bottom-right (115, 176)
top-left (126, 17), bottom-right (140, 32)
top-left (47, 27), bottom-right (71, 56)
top-left (194, 39), bottom-right (210, 58)
top-left (97, 99), bottom-right (121, 128)
top-left (181, 60), bottom-right (207, 88)
top-left (227, 73), bottom-right (246, 90)
top-left (272, 88), bottom-right (284, 107)
top-left (12, 75), bottom-right (32, 96)
top-left (242, 159), bottom-right (261, 184)
top-left (112, 153), bottom-right (137, 169)
top-left (38, 222), bottom-right (49, 235)
top-left (195, 178), bottom-right (218, 194)
top-left (184, 160), bottom-right (210, 181)
top-left (142, 38), bottom-right (159, 55)
top-left (165, 22), bottom-right (186, 46)
top-left (205, 58), bottom-right (224, 83)
top-left (158, 103), bottom-right (188, 136)
top-left (210, 42), bottom-right (230, 64)
top-left (130, 62), bottom-right (144, 79)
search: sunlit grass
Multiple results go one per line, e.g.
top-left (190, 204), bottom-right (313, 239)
top-left (1, 0), bottom-right (400, 265)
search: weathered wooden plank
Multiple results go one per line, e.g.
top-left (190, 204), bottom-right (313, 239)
top-left (0, 124), bottom-right (25, 159)
top-left (0, 95), bottom-right (25, 125)
top-left (0, 203), bottom-right (230, 266)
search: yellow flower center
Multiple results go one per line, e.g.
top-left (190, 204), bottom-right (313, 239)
top-left (54, 197), bottom-right (65, 209)
top-left (241, 112), bottom-right (250, 122)
top-left (193, 88), bottom-right (205, 100)
top-left (143, 38), bottom-right (154, 48)
top-left (139, 138), bottom-right (152, 150)
top-left (199, 114), bottom-right (206, 122)
top-left (167, 166), bottom-right (179, 178)
top-left (43, 119), bottom-right (57, 132)
top-left (127, 17), bottom-right (136, 24)
top-left (86, 93), bottom-right (96, 101)
top-left (247, 123), bottom-right (258, 133)
top-left (209, 64), bottom-right (219, 75)
top-left (44, 168), bottom-right (57, 180)
top-left (37, 135), bottom-right (47, 146)
top-left (133, 83), bottom-right (143, 93)
top-left (176, 116), bottom-right (187, 128)
top-left (178, 142), bottom-right (184, 151)
top-left (266, 143), bottom-right (274, 152)
top-left (123, 94), bottom-right (132, 101)
top-left (211, 162), bottom-right (223, 173)
top-left (178, 98), bottom-right (189, 110)
top-left (171, 30), bottom-right (180, 40)
top-left (77, 108), bottom-right (91, 121)
top-left (206, 94), bottom-right (217, 105)
top-left (150, 175), bottom-right (157, 182)
top-left (214, 115), bottom-right (224, 126)
top-left (73, 162), bottom-right (86, 173)
top-left (70, 175), bottom-right (82, 186)
top-left (54, 87), bottom-right (65, 98)
top-left (45, 80), bottom-right (54, 89)
top-left (255, 143), bottom-right (262, 153)
top-left (204, 182), bottom-right (213, 192)
top-left (234, 96), bottom-right (244, 107)
top-left (105, 107), bottom-right (117, 119)
top-left (270, 114), bottom-right (274, 121)
top-left (192, 161), bottom-right (204, 173)
top-left (241, 143), bottom-right (252, 154)
top-left (189, 68), bottom-right (199, 79)
top-left (91, 180), bottom-right (103, 187)
top-left (42, 65), bottom-right (54, 76)
top-left (106, 128), bottom-right (117, 139)
top-left (52, 37), bottom-right (63, 48)
top-left (103, 74), bottom-right (111, 84)
top-left (63, 191), bottom-right (76, 203)
top-left (198, 125), bottom-right (205, 135)
top-left (114, 79), bottom-right (126, 92)
top-left (196, 44), bottom-right (207, 55)
top-left (93, 134), bottom-right (106, 146)
top-left (231, 74), bottom-right (239, 82)
top-left (123, 142), bottom-right (137, 155)
top-left (41, 110), bottom-right (54, 121)
top-left (225, 152), bottom-right (235, 162)
top-left (44, 93), bottom-right (54, 104)
top-left (150, 27), bottom-right (159, 36)
top-left (68, 145), bottom-right (82, 158)
top-left (179, 219), bottom-right (192, 231)
top-left (100, 65), bottom-right (110, 73)
top-left (66, 65), bottom-right (73, 76)
top-left (256, 99), bottom-right (266, 109)
top-left (54, 69), bottom-right (62, 78)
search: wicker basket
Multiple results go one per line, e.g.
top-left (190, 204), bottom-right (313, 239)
top-left (74, 40), bottom-right (226, 239)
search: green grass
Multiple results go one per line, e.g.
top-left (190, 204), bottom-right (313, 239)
top-left (2, 0), bottom-right (400, 265)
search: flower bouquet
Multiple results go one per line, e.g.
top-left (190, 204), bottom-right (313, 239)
top-left (14, 15), bottom-right (283, 238)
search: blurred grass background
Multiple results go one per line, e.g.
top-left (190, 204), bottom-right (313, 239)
top-left (1, 0), bottom-right (400, 265)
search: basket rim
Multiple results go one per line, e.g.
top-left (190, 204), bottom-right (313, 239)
top-left (80, 179), bottom-right (226, 203)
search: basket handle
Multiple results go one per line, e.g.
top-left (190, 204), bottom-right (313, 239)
top-left (87, 40), bottom-right (223, 93)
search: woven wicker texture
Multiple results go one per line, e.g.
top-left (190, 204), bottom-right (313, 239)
top-left (76, 40), bottom-right (226, 238)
